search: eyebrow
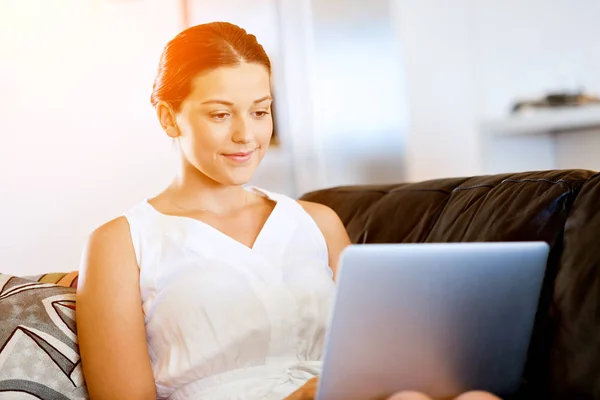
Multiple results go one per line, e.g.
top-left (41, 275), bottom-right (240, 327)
top-left (201, 95), bottom-right (273, 106)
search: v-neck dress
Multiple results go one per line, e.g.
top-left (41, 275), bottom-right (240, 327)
top-left (123, 187), bottom-right (336, 399)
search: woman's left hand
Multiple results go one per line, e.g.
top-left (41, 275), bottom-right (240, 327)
top-left (284, 377), bottom-right (502, 400)
top-left (284, 377), bottom-right (319, 400)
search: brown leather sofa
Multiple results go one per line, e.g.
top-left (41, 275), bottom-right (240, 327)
top-left (300, 169), bottom-right (600, 400)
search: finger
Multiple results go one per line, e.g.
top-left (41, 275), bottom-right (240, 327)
top-left (386, 391), bottom-right (432, 400)
top-left (305, 378), bottom-right (318, 395)
top-left (304, 377), bottom-right (318, 391)
top-left (306, 377), bottom-right (319, 385)
top-left (454, 391), bottom-right (502, 400)
top-left (285, 377), bottom-right (319, 400)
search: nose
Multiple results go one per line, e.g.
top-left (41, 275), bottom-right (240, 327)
top-left (231, 114), bottom-right (254, 144)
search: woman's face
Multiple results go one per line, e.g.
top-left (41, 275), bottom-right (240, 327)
top-left (169, 62), bottom-right (273, 186)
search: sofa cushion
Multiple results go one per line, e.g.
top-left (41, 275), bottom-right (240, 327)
top-left (551, 172), bottom-right (600, 399)
top-left (24, 272), bottom-right (79, 289)
top-left (0, 274), bottom-right (88, 399)
top-left (300, 170), bottom-right (591, 246)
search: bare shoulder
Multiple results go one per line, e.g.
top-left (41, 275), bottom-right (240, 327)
top-left (297, 200), bottom-right (349, 244)
top-left (87, 216), bottom-right (131, 246)
top-left (297, 200), bottom-right (351, 279)
top-left (79, 216), bottom-right (137, 284)
top-left (297, 200), bottom-right (342, 225)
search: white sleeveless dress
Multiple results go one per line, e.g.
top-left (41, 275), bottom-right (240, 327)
top-left (123, 187), bottom-right (336, 399)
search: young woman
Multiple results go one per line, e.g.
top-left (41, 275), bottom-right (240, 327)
top-left (76, 22), bottom-right (499, 400)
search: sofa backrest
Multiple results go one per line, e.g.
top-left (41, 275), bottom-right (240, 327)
top-left (300, 169), bottom-right (600, 400)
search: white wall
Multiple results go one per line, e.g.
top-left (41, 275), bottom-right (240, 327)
top-left (392, 0), bottom-right (600, 181)
top-left (310, 0), bottom-right (409, 188)
top-left (392, 0), bottom-right (481, 182)
top-left (0, 0), bottom-right (181, 275)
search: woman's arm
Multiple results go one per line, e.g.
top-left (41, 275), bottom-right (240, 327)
top-left (76, 217), bottom-right (156, 400)
top-left (298, 200), bottom-right (352, 280)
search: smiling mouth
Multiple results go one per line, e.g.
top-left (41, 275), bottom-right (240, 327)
top-left (222, 149), bottom-right (256, 163)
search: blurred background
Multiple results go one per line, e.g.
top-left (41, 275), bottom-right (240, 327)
top-left (1, 0), bottom-right (600, 275)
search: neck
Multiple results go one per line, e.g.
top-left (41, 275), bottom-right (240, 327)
top-left (166, 162), bottom-right (249, 214)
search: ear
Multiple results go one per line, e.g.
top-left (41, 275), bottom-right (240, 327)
top-left (156, 101), bottom-right (180, 138)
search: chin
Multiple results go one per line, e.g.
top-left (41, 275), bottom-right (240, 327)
top-left (220, 162), bottom-right (262, 186)
top-left (225, 177), bottom-right (253, 187)
top-left (219, 171), bottom-right (257, 187)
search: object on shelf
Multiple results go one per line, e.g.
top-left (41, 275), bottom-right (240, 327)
top-left (511, 91), bottom-right (600, 113)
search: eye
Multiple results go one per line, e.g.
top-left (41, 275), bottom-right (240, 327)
top-left (211, 112), bottom-right (230, 121)
top-left (252, 111), bottom-right (270, 118)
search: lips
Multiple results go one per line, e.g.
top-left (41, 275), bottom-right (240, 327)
top-left (222, 149), bottom-right (255, 163)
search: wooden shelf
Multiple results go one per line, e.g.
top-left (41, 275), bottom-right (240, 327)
top-left (480, 104), bottom-right (600, 136)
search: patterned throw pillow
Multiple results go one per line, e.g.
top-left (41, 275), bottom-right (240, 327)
top-left (23, 272), bottom-right (79, 289)
top-left (0, 274), bottom-right (88, 399)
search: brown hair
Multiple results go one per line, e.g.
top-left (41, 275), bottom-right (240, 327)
top-left (150, 22), bottom-right (271, 112)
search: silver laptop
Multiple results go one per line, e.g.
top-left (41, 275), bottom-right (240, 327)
top-left (316, 242), bottom-right (549, 400)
